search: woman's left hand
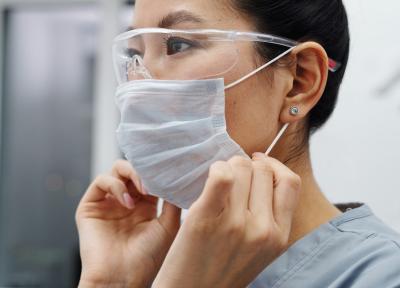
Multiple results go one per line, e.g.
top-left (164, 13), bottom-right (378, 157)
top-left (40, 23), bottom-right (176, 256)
top-left (153, 153), bottom-right (301, 288)
top-left (76, 160), bottom-right (181, 288)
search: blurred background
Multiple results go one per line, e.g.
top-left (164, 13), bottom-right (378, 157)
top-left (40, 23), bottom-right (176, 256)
top-left (0, 0), bottom-right (399, 287)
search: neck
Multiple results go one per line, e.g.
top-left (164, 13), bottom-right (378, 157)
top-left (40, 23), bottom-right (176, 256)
top-left (282, 147), bottom-right (342, 246)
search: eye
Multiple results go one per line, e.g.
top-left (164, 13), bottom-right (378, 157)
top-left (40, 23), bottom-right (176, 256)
top-left (165, 37), bottom-right (198, 56)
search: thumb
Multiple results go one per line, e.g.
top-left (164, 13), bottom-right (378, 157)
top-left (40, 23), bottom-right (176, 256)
top-left (159, 201), bottom-right (182, 236)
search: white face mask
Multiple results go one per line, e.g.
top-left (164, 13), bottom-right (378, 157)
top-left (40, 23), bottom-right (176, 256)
top-left (115, 48), bottom-right (293, 209)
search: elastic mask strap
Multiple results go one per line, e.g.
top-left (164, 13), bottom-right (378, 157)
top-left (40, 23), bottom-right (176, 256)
top-left (265, 123), bottom-right (289, 155)
top-left (225, 47), bottom-right (295, 90)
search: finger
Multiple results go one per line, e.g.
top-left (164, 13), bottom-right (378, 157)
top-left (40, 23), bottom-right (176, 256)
top-left (82, 174), bottom-right (134, 210)
top-left (159, 201), bottom-right (182, 236)
top-left (195, 161), bottom-right (234, 216)
top-left (111, 160), bottom-right (146, 195)
top-left (248, 154), bottom-right (275, 222)
top-left (227, 156), bottom-right (253, 212)
top-left (263, 156), bottom-right (301, 234)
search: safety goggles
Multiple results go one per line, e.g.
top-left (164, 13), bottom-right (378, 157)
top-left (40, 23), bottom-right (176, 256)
top-left (113, 28), bottom-right (341, 84)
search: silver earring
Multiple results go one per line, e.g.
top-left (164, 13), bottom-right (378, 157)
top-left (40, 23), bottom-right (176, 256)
top-left (290, 106), bottom-right (299, 116)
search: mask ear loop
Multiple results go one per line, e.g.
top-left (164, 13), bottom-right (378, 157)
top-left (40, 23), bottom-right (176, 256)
top-left (224, 46), bottom-right (296, 90)
top-left (265, 123), bottom-right (289, 155)
top-left (222, 46), bottom-right (294, 155)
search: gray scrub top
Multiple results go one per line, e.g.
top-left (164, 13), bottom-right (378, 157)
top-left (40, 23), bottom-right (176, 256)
top-left (250, 204), bottom-right (400, 288)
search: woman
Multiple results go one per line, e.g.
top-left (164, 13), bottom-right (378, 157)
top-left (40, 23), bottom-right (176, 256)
top-left (76, 0), bottom-right (400, 287)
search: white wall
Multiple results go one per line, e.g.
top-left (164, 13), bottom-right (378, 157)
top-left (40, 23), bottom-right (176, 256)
top-left (311, 0), bottom-right (400, 231)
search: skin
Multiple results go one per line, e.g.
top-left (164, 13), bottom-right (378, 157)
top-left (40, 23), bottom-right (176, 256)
top-left (76, 0), bottom-right (343, 287)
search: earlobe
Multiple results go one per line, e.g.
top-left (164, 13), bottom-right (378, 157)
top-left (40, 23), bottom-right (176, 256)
top-left (280, 42), bottom-right (329, 124)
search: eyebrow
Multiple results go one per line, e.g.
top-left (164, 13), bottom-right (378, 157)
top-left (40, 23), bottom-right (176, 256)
top-left (159, 10), bottom-right (204, 28)
top-left (128, 10), bottom-right (205, 31)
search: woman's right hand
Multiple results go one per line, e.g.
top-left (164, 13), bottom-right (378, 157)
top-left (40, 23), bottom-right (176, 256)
top-left (153, 154), bottom-right (301, 288)
top-left (76, 160), bottom-right (181, 288)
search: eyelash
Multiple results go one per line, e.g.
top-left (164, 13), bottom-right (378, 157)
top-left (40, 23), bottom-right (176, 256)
top-left (125, 37), bottom-right (202, 58)
top-left (162, 36), bottom-right (200, 55)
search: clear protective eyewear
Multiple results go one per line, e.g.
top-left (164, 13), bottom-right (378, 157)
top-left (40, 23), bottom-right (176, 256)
top-left (113, 28), bottom-right (341, 85)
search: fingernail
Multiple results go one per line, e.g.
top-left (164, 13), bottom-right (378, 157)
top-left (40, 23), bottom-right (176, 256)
top-left (123, 193), bottom-right (135, 209)
top-left (252, 152), bottom-right (267, 159)
top-left (141, 184), bottom-right (148, 195)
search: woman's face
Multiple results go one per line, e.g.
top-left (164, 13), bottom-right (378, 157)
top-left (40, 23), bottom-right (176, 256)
top-left (133, 0), bottom-right (294, 156)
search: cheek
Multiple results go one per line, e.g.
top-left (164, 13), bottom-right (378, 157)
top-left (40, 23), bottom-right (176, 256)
top-left (219, 43), bottom-right (285, 155)
top-left (224, 74), bottom-right (282, 155)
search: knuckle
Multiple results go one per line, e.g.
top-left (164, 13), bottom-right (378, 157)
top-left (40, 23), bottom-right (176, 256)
top-left (75, 204), bottom-right (97, 225)
top-left (209, 161), bottom-right (227, 171)
top-left (280, 171), bottom-right (301, 192)
top-left (271, 224), bottom-right (289, 246)
top-left (250, 221), bottom-right (282, 244)
top-left (115, 159), bottom-right (129, 166)
top-left (275, 233), bottom-right (289, 250)
top-left (112, 159), bottom-right (126, 170)
top-left (113, 159), bottom-right (135, 174)
top-left (94, 174), bottom-right (108, 184)
top-left (252, 161), bottom-right (273, 175)
top-left (111, 159), bottom-right (136, 175)
top-left (225, 219), bottom-right (246, 237)
top-left (257, 226), bottom-right (274, 243)
top-left (75, 200), bottom-right (88, 223)
top-left (94, 174), bottom-right (123, 193)
top-left (209, 162), bottom-right (234, 186)
top-left (229, 156), bottom-right (252, 169)
top-left (287, 173), bottom-right (302, 191)
top-left (246, 229), bottom-right (271, 247)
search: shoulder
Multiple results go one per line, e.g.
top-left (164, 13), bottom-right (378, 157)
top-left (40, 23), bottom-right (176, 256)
top-left (340, 238), bottom-right (400, 288)
top-left (329, 205), bottom-right (400, 287)
top-left (250, 205), bottom-right (400, 288)
top-left (331, 204), bottom-right (400, 249)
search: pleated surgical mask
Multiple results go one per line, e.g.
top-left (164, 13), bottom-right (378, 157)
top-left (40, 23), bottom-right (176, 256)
top-left (115, 47), bottom-right (293, 209)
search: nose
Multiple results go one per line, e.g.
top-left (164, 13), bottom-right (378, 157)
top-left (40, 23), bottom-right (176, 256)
top-left (128, 55), bottom-right (153, 80)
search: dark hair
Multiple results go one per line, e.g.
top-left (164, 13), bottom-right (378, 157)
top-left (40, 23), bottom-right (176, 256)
top-left (231, 0), bottom-right (350, 136)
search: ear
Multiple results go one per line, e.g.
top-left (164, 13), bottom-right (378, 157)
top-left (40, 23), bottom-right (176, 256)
top-left (280, 42), bottom-right (329, 124)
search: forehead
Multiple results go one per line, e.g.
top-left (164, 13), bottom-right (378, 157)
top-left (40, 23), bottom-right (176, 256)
top-left (132, 0), bottom-right (250, 30)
